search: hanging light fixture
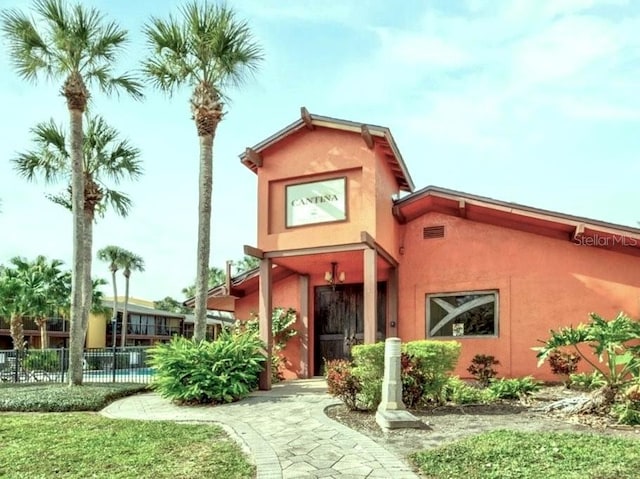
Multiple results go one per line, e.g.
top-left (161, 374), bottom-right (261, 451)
top-left (325, 262), bottom-right (346, 290)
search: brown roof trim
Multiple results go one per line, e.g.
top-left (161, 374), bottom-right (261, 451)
top-left (238, 109), bottom-right (415, 192)
top-left (395, 185), bottom-right (640, 237)
top-left (183, 266), bottom-right (263, 307)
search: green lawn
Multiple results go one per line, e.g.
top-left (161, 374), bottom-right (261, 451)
top-left (0, 413), bottom-right (254, 479)
top-left (412, 430), bottom-right (640, 479)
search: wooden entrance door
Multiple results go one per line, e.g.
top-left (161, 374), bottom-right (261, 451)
top-left (314, 283), bottom-right (386, 375)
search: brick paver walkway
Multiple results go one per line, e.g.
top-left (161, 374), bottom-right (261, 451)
top-left (101, 379), bottom-right (418, 478)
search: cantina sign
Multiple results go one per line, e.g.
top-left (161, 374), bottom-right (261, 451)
top-left (286, 178), bottom-right (346, 227)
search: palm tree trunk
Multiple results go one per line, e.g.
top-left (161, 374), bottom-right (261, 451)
top-left (10, 313), bottom-right (25, 351)
top-left (111, 269), bottom-right (118, 348)
top-left (68, 108), bottom-right (85, 386)
top-left (194, 133), bottom-right (214, 342)
top-left (80, 211), bottom-right (94, 342)
top-left (36, 317), bottom-right (48, 349)
top-left (121, 275), bottom-right (130, 347)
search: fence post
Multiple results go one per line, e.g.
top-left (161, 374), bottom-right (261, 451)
top-left (112, 345), bottom-right (117, 383)
top-left (13, 349), bottom-right (19, 383)
top-left (60, 348), bottom-right (66, 384)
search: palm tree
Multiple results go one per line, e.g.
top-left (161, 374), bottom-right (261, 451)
top-left (119, 251), bottom-right (145, 347)
top-left (1, 0), bottom-right (143, 385)
top-left (96, 245), bottom-right (127, 346)
top-left (18, 256), bottom-right (67, 349)
top-left (143, 2), bottom-right (263, 341)
top-left (0, 265), bottom-right (28, 351)
top-left (182, 266), bottom-right (227, 300)
top-left (13, 116), bottom-right (142, 343)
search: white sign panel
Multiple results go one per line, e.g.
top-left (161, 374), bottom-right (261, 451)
top-left (286, 177), bottom-right (347, 227)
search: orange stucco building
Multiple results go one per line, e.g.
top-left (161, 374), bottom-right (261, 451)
top-left (203, 109), bottom-right (640, 388)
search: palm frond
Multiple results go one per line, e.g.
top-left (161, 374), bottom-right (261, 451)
top-left (0, 8), bottom-right (54, 82)
top-left (82, 19), bottom-right (126, 68)
top-left (182, 2), bottom-right (264, 89)
top-left (46, 191), bottom-right (72, 211)
top-left (83, 115), bottom-right (142, 182)
top-left (4, 0), bottom-right (140, 98)
top-left (12, 119), bottom-right (69, 184)
top-left (99, 189), bottom-right (132, 218)
top-left (142, 15), bottom-right (193, 94)
top-left (121, 251), bottom-right (145, 273)
top-left (105, 73), bottom-right (145, 99)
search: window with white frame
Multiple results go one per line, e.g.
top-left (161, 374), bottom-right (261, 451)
top-left (426, 291), bottom-right (498, 338)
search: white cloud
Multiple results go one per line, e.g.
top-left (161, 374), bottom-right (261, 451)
top-left (510, 15), bottom-right (619, 87)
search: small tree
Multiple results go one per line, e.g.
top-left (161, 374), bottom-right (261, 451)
top-left (535, 312), bottom-right (640, 408)
top-left (547, 350), bottom-right (581, 387)
top-left (467, 354), bottom-right (500, 387)
top-left (238, 307), bottom-right (297, 381)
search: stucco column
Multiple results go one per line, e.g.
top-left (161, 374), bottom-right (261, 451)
top-left (298, 274), bottom-right (310, 378)
top-left (258, 257), bottom-right (273, 390)
top-left (364, 247), bottom-right (377, 344)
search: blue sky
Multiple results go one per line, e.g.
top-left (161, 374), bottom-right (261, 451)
top-left (1, 0), bottom-right (639, 301)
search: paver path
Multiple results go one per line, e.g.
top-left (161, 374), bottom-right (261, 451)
top-left (101, 378), bottom-right (418, 479)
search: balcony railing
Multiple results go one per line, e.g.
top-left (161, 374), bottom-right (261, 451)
top-left (105, 324), bottom-right (183, 337)
top-left (0, 317), bottom-right (68, 332)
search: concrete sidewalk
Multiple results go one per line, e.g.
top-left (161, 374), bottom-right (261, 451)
top-left (101, 378), bottom-right (418, 479)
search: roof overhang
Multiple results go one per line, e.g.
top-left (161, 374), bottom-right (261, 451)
top-left (239, 107), bottom-right (415, 192)
top-left (394, 186), bottom-right (640, 257)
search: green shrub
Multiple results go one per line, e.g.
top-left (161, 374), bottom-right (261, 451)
top-left (444, 377), bottom-right (494, 405)
top-left (404, 340), bottom-right (461, 404)
top-left (467, 354), bottom-right (500, 387)
top-left (325, 359), bottom-right (361, 410)
top-left (148, 330), bottom-right (265, 404)
top-left (23, 350), bottom-right (60, 372)
top-left (569, 371), bottom-right (606, 391)
top-left (0, 383), bottom-right (146, 412)
top-left (347, 340), bottom-right (460, 409)
top-left (350, 342), bottom-right (385, 410)
top-left (487, 377), bottom-right (541, 399)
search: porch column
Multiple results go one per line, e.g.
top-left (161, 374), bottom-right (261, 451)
top-left (258, 257), bottom-right (272, 390)
top-left (387, 267), bottom-right (398, 338)
top-left (298, 274), bottom-right (309, 378)
top-left (364, 247), bottom-right (377, 344)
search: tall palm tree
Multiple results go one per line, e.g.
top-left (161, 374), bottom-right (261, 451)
top-left (96, 245), bottom-right (127, 346)
top-left (119, 251), bottom-right (145, 347)
top-left (143, 2), bottom-right (263, 341)
top-left (1, 0), bottom-right (143, 385)
top-left (14, 117), bottom-right (142, 344)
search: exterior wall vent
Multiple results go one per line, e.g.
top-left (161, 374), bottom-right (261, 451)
top-left (423, 225), bottom-right (445, 239)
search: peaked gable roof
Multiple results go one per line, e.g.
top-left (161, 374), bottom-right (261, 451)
top-left (239, 107), bottom-right (415, 192)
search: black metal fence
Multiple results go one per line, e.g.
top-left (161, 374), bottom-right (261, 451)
top-left (0, 347), bottom-right (154, 384)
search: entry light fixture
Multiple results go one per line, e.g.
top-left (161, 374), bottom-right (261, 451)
top-left (325, 262), bottom-right (346, 290)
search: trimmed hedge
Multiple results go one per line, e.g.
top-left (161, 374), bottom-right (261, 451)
top-left (0, 383), bottom-right (147, 412)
